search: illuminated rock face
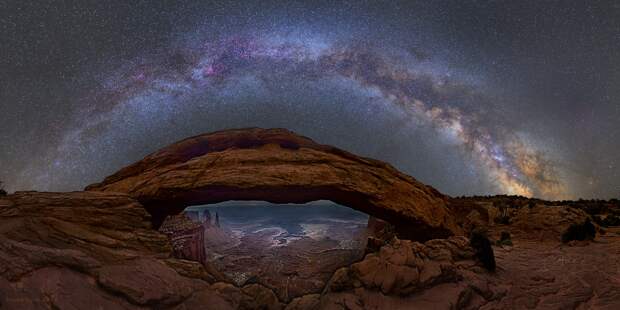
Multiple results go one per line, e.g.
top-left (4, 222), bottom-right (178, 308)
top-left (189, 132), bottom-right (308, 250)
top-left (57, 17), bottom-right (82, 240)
top-left (86, 127), bottom-right (460, 241)
top-left (0, 191), bottom-right (223, 309)
top-left (159, 212), bottom-right (208, 264)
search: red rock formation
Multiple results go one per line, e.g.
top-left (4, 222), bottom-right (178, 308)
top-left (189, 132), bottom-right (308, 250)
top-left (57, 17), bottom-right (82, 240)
top-left (365, 216), bottom-right (396, 253)
top-left (5, 129), bottom-right (619, 309)
top-left (0, 191), bottom-right (282, 309)
top-left (288, 236), bottom-right (498, 309)
top-left (159, 212), bottom-right (208, 264)
top-left (449, 197), bottom-right (593, 241)
top-left (87, 128), bottom-right (460, 241)
top-left (2, 176), bottom-right (620, 308)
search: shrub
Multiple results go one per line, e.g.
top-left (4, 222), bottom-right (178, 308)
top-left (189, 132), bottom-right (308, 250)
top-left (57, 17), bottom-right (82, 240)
top-left (593, 214), bottom-right (618, 227)
top-left (0, 181), bottom-right (6, 196)
top-left (593, 215), bottom-right (604, 226)
top-left (602, 215), bottom-right (620, 227)
top-left (494, 215), bottom-right (511, 225)
top-left (496, 231), bottom-right (513, 246)
top-left (561, 219), bottom-right (596, 243)
top-left (470, 230), bottom-right (496, 271)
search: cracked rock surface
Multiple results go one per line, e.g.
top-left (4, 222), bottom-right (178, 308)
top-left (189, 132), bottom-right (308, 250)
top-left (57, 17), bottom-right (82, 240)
top-left (2, 192), bottom-right (620, 309)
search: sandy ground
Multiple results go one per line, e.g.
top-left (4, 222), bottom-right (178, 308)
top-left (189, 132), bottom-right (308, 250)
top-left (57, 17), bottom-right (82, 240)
top-left (484, 227), bottom-right (620, 309)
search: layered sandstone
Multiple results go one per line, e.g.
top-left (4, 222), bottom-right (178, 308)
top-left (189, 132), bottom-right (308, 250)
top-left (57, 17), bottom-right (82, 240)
top-left (2, 185), bottom-right (619, 309)
top-left (0, 191), bottom-right (279, 309)
top-left (449, 197), bottom-right (593, 241)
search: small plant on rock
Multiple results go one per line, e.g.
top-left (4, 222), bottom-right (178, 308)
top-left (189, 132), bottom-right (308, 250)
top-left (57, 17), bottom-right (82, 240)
top-left (0, 181), bottom-right (6, 196)
top-left (496, 231), bottom-right (513, 246)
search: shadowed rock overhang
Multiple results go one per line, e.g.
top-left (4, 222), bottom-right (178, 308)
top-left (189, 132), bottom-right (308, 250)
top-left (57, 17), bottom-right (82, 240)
top-left (86, 128), bottom-right (460, 241)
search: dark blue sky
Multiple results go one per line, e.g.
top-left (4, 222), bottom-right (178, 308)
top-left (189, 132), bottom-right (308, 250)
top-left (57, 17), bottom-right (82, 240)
top-left (1, 1), bottom-right (618, 199)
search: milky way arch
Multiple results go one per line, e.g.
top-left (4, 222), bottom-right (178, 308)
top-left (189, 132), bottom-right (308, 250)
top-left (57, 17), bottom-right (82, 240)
top-left (22, 33), bottom-right (565, 199)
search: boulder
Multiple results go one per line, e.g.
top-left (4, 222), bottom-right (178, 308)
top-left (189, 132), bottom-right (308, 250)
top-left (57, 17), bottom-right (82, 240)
top-left (510, 205), bottom-right (591, 241)
top-left (317, 236), bottom-right (498, 309)
top-left (325, 237), bottom-right (477, 295)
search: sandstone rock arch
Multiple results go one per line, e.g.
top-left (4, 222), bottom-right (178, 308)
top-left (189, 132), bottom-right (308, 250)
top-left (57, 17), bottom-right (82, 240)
top-left (86, 128), bottom-right (460, 241)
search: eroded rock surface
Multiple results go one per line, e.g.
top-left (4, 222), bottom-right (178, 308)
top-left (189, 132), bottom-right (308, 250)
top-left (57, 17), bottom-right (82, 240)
top-left (509, 205), bottom-right (591, 241)
top-left (450, 198), bottom-right (592, 241)
top-left (2, 191), bottom-right (620, 309)
top-left (484, 231), bottom-right (620, 309)
top-left (288, 232), bottom-right (620, 310)
top-left (86, 127), bottom-right (460, 240)
top-left (308, 236), bottom-right (501, 309)
top-left (0, 191), bottom-right (278, 309)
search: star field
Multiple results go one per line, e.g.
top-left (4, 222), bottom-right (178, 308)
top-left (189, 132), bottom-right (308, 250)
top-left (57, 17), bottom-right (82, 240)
top-left (1, 1), bottom-right (619, 199)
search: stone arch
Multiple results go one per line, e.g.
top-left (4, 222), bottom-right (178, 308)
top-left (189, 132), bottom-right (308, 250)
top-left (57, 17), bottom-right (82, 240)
top-left (86, 128), bottom-right (460, 241)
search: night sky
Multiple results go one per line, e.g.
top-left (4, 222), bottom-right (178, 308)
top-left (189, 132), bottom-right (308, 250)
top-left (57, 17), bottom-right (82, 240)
top-left (1, 1), bottom-right (619, 199)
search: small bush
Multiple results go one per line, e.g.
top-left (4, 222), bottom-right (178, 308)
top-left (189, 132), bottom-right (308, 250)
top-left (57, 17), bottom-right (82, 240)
top-left (602, 215), bottom-right (620, 227)
top-left (0, 181), bottom-right (6, 196)
top-left (494, 215), bottom-right (511, 225)
top-left (561, 219), bottom-right (596, 243)
top-left (496, 231), bottom-right (513, 246)
top-left (592, 214), bottom-right (620, 227)
top-left (470, 230), bottom-right (496, 271)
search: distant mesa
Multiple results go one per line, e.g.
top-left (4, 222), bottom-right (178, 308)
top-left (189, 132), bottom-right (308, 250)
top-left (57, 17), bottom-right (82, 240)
top-left (86, 127), bottom-right (461, 241)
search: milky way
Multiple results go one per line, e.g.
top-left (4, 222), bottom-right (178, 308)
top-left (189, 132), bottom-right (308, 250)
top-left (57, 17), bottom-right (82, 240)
top-left (17, 32), bottom-right (563, 198)
top-left (2, 1), bottom-right (619, 199)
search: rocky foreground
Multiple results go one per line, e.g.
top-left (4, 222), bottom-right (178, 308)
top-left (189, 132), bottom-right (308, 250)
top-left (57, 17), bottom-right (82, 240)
top-left (1, 128), bottom-right (619, 309)
top-left (2, 190), bottom-right (619, 309)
